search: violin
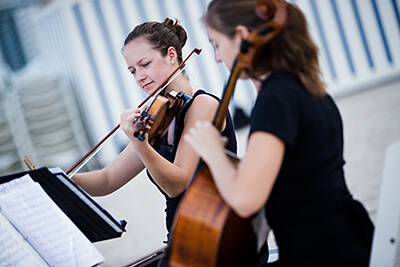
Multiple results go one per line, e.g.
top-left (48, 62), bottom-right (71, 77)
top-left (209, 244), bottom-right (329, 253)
top-left (166, 1), bottom-right (290, 266)
top-left (66, 48), bottom-right (201, 177)
top-left (133, 89), bottom-right (188, 145)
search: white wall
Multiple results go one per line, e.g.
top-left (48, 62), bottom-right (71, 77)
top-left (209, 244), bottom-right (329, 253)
top-left (35, 0), bottom-right (400, 165)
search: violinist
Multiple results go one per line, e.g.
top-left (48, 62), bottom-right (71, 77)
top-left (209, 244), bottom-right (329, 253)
top-left (72, 18), bottom-right (237, 241)
top-left (184, 0), bottom-right (374, 266)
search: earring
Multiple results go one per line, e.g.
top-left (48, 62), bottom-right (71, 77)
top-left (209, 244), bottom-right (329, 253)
top-left (171, 60), bottom-right (175, 64)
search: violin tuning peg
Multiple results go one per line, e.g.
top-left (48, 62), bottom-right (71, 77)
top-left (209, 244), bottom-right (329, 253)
top-left (138, 134), bottom-right (145, 141)
top-left (145, 114), bottom-right (151, 124)
top-left (141, 107), bottom-right (149, 118)
top-left (133, 130), bottom-right (146, 141)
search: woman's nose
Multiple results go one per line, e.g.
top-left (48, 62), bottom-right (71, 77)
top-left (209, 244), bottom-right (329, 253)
top-left (135, 70), bottom-right (146, 83)
top-left (214, 50), bottom-right (222, 63)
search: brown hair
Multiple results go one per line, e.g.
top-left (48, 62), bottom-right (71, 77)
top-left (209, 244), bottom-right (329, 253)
top-left (122, 18), bottom-right (187, 64)
top-left (203, 0), bottom-right (326, 97)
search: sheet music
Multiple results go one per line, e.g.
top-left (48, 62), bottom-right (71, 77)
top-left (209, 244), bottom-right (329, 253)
top-left (0, 174), bottom-right (34, 194)
top-left (0, 174), bottom-right (104, 267)
top-left (0, 213), bottom-right (47, 266)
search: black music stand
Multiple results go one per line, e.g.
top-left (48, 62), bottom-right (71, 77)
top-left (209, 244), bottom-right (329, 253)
top-left (0, 167), bottom-right (126, 242)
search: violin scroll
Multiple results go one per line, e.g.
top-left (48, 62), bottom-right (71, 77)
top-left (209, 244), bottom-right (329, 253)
top-left (133, 107), bottom-right (151, 141)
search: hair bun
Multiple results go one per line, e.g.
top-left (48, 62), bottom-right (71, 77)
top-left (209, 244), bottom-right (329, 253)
top-left (163, 18), bottom-right (187, 49)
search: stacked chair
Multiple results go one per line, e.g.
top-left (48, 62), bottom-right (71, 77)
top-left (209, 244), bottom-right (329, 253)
top-left (0, 67), bottom-right (96, 176)
top-left (0, 97), bottom-right (25, 175)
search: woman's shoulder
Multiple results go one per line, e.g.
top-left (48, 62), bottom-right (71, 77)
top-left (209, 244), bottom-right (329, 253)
top-left (181, 89), bottom-right (219, 118)
top-left (260, 72), bottom-right (305, 99)
top-left (263, 72), bottom-right (302, 89)
top-left (191, 89), bottom-right (220, 106)
top-left (193, 89), bottom-right (219, 100)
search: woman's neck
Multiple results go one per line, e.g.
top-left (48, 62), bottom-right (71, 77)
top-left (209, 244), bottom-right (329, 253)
top-left (167, 74), bottom-right (195, 97)
top-left (251, 73), bottom-right (270, 92)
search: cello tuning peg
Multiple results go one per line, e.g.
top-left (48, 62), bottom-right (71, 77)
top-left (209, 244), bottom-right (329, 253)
top-left (240, 40), bottom-right (252, 54)
top-left (258, 26), bottom-right (273, 35)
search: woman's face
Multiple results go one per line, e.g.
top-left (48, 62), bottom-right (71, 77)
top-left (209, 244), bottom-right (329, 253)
top-left (124, 38), bottom-right (173, 95)
top-left (207, 26), bottom-right (242, 71)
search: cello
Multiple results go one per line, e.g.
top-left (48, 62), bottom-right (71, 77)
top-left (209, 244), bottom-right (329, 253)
top-left (166, 0), bottom-right (290, 266)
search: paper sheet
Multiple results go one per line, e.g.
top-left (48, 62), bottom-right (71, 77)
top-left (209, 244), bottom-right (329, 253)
top-left (0, 174), bottom-right (104, 267)
top-left (0, 213), bottom-right (48, 266)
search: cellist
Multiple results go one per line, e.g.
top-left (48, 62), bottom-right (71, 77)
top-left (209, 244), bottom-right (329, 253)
top-left (71, 18), bottom-right (237, 248)
top-left (184, 0), bottom-right (374, 266)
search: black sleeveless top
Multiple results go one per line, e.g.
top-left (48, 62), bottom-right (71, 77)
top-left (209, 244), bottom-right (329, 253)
top-left (146, 89), bottom-right (237, 236)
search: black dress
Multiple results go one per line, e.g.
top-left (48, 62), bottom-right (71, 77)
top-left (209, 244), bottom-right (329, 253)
top-left (250, 72), bottom-right (374, 267)
top-left (147, 89), bottom-right (237, 236)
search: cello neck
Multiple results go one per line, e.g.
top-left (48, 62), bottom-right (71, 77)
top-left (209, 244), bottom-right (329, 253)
top-left (212, 0), bottom-right (290, 131)
top-left (212, 60), bottom-right (245, 131)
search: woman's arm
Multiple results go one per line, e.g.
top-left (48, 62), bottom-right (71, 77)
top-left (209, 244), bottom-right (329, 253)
top-left (72, 140), bottom-right (145, 197)
top-left (185, 121), bottom-right (285, 218)
top-left (129, 94), bottom-right (221, 198)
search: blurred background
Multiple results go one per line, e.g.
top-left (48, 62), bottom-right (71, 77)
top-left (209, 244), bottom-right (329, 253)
top-left (0, 0), bottom-right (399, 266)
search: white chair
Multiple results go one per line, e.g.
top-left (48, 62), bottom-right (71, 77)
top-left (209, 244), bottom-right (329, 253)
top-left (369, 141), bottom-right (400, 267)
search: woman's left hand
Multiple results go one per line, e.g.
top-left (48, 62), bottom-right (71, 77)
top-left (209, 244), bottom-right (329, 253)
top-left (184, 120), bottom-right (227, 161)
top-left (120, 107), bottom-right (151, 150)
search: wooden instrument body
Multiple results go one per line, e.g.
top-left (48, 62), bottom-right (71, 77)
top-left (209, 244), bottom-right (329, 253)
top-left (168, 155), bottom-right (258, 267)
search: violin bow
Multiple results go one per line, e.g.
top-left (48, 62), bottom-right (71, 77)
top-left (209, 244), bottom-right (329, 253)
top-left (66, 48), bottom-right (202, 177)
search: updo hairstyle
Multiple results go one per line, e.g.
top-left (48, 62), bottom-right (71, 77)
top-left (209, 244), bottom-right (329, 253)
top-left (122, 18), bottom-right (187, 64)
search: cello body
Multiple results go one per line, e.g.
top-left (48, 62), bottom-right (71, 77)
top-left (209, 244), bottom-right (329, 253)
top-left (168, 156), bottom-right (259, 267)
